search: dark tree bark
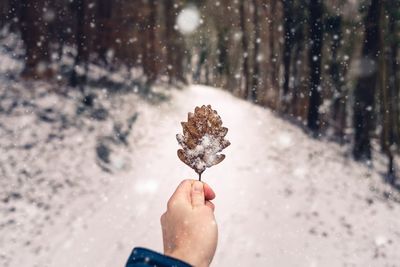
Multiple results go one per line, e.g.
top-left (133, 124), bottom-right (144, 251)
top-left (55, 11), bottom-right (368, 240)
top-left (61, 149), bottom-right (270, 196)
top-left (382, 2), bottom-right (399, 182)
top-left (0, 0), bottom-right (18, 27)
top-left (291, 38), bottom-right (303, 116)
top-left (327, 16), bottom-right (346, 140)
top-left (282, 0), bottom-right (294, 105)
top-left (217, 29), bottom-right (229, 86)
top-left (194, 45), bottom-right (207, 83)
top-left (165, 0), bottom-right (185, 84)
top-left (164, 0), bottom-right (175, 83)
top-left (388, 2), bottom-right (400, 151)
top-left (289, 0), bottom-right (306, 117)
top-left (267, 0), bottom-right (279, 96)
top-left (48, 1), bottom-right (71, 59)
top-left (19, 0), bottom-right (52, 79)
top-left (380, 39), bottom-right (394, 181)
top-left (251, 0), bottom-right (261, 103)
top-left (353, 0), bottom-right (383, 160)
top-left (97, 0), bottom-right (113, 63)
top-left (257, 0), bottom-right (282, 108)
top-left (239, 0), bottom-right (250, 99)
top-left (142, 0), bottom-right (157, 85)
top-left (70, 0), bottom-right (88, 87)
top-left (307, 0), bottom-right (324, 132)
top-left (9, 0), bottom-right (20, 31)
top-left (0, 1), bottom-right (9, 27)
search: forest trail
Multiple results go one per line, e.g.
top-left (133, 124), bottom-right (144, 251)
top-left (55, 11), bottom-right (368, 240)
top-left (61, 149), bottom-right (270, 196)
top-left (16, 85), bottom-right (400, 267)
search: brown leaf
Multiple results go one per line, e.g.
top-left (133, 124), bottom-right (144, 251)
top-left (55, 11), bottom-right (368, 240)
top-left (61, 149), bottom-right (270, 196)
top-left (176, 105), bottom-right (230, 176)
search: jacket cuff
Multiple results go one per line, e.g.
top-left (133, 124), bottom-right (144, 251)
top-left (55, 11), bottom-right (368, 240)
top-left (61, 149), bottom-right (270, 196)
top-left (125, 247), bottom-right (193, 267)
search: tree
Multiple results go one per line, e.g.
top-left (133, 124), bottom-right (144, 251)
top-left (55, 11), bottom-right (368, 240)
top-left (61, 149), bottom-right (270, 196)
top-left (216, 29), bottom-right (229, 86)
top-left (251, 0), bottom-right (261, 103)
top-left (165, 0), bottom-right (185, 84)
top-left (326, 15), bottom-right (346, 140)
top-left (19, 0), bottom-right (52, 79)
top-left (307, 0), bottom-right (324, 132)
top-left (353, 0), bottom-right (383, 160)
top-left (282, 0), bottom-right (294, 108)
top-left (0, 0), bottom-right (19, 28)
top-left (70, 0), bottom-right (89, 87)
top-left (289, 0), bottom-right (306, 117)
top-left (142, 0), bottom-right (158, 85)
top-left (381, 0), bottom-right (399, 182)
top-left (387, 1), bottom-right (400, 151)
top-left (239, 0), bottom-right (250, 99)
top-left (96, 0), bottom-right (113, 63)
top-left (264, 0), bottom-right (280, 102)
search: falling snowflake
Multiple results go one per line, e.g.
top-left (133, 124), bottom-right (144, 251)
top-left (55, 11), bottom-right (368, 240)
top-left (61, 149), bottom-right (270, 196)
top-left (176, 6), bottom-right (201, 35)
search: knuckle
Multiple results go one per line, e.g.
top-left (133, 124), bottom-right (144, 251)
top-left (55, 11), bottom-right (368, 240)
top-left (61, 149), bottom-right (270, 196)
top-left (167, 199), bottom-right (176, 210)
top-left (160, 212), bottom-right (166, 224)
top-left (181, 179), bottom-right (193, 188)
top-left (206, 200), bottom-right (215, 211)
top-left (167, 199), bottom-right (172, 210)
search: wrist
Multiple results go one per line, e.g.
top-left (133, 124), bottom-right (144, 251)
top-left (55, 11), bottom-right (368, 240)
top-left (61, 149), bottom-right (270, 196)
top-left (166, 249), bottom-right (209, 267)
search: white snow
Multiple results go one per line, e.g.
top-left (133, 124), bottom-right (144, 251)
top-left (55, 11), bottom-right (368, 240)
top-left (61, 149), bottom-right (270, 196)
top-left (1, 84), bottom-right (400, 267)
top-left (134, 180), bottom-right (159, 195)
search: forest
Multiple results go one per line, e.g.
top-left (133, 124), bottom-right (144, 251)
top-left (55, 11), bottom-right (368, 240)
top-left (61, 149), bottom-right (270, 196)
top-left (1, 0), bottom-right (399, 181)
top-left (1, 1), bottom-right (400, 266)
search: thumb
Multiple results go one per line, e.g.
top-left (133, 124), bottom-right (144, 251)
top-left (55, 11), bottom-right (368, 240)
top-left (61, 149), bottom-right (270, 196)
top-left (191, 181), bottom-right (205, 207)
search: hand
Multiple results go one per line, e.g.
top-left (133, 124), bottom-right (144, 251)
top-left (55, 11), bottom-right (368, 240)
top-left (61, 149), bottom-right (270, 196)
top-left (161, 179), bottom-right (217, 267)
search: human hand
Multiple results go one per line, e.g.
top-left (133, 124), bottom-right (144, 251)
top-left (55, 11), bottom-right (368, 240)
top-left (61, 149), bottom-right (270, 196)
top-left (161, 180), bottom-right (217, 267)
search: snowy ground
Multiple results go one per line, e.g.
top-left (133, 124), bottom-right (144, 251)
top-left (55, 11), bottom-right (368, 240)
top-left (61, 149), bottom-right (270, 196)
top-left (2, 83), bottom-right (400, 267)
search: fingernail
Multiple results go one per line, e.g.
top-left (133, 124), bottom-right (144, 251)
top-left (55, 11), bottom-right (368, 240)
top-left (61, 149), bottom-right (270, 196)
top-left (193, 181), bottom-right (203, 192)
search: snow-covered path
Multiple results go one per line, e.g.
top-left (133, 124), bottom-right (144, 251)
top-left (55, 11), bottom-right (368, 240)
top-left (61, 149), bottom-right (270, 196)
top-left (17, 85), bottom-right (400, 266)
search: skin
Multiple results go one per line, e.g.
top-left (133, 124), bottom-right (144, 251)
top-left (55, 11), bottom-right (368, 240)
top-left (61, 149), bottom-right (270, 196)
top-left (161, 179), bottom-right (218, 267)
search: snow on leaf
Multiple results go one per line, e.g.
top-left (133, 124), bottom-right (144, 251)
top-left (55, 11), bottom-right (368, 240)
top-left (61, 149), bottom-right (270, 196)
top-left (176, 105), bottom-right (230, 179)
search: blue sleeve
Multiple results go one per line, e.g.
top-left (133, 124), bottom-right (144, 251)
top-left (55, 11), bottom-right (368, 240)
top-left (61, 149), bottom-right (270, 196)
top-left (125, 247), bottom-right (193, 267)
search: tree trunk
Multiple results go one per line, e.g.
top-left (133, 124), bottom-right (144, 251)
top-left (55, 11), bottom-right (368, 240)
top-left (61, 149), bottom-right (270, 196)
top-left (19, 0), bottom-right (52, 79)
top-left (70, 0), bottom-right (88, 87)
top-left (217, 29), bottom-right (229, 87)
top-left (282, 0), bottom-right (293, 108)
top-left (164, 0), bottom-right (175, 83)
top-left (194, 46), bottom-right (207, 83)
top-left (165, 0), bottom-right (173, 83)
top-left (268, 0), bottom-right (279, 96)
top-left (353, 0), bottom-right (383, 160)
top-left (251, 0), bottom-right (261, 103)
top-left (142, 0), bottom-right (157, 85)
top-left (383, 3), bottom-right (399, 182)
top-left (97, 0), bottom-right (112, 63)
top-left (1, 0), bottom-right (18, 28)
top-left (0, 1), bottom-right (8, 27)
top-left (306, 0), bottom-right (324, 132)
top-left (8, 0), bottom-right (20, 30)
top-left (239, 0), bottom-right (250, 99)
top-left (291, 40), bottom-right (302, 116)
top-left (290, 1), bottom-right (306, 117)
top-left (388, 5), bottom-right (400, 150)
top-left (164, 0), bottom-right (185, 84)
top-left (328, 16), bottom-right (346, 140)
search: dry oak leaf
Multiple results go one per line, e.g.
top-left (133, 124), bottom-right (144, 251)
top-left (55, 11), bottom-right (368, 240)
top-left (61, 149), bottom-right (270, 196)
top-left (176, 105), bottom-right (230, 178)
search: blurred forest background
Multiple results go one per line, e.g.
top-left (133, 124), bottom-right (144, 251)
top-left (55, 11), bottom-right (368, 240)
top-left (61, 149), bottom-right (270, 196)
top-left (1, 1), bottom-right (400, 266)
top-left (1, 0), bottom-right (400, 182)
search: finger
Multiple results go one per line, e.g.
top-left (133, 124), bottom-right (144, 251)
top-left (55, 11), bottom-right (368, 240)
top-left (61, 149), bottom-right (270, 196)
top-left (191, 181), bottom-right (205, 207)
top-left (205, 200), bottom-right (215, 212)
top-left (167, 180), bottom-right (192, 209)
top-left (203, 182), bottom-right (216, 201)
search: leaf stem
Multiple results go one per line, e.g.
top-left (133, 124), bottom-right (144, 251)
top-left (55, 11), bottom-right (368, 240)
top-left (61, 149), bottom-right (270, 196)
top-left (198, 172), bottom-right (202, 182)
